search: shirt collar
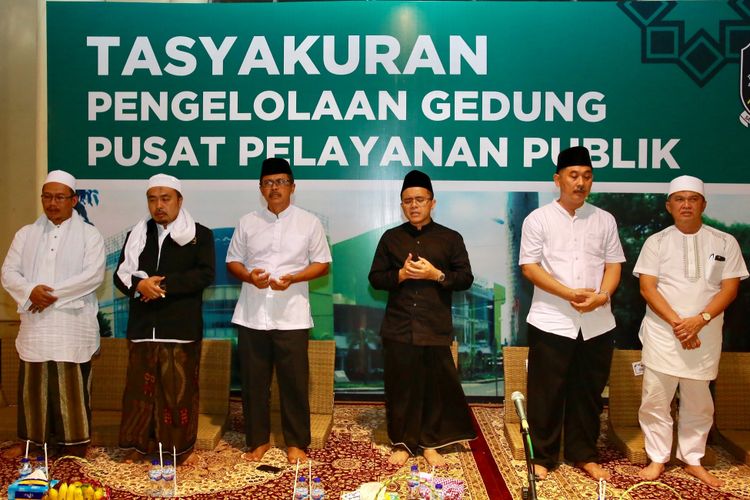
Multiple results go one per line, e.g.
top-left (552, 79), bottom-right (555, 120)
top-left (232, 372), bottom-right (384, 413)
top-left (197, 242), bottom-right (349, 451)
top-left (404, 219), bottom-right (435, 236)
top-left (156, 218), bottom-right (176, 236)
top-left (262, 204), bottom-right (294, 221)
top-left (46, 215), bottom-right (72, 230)
top-left (553, 200), bottom-right (591, 218)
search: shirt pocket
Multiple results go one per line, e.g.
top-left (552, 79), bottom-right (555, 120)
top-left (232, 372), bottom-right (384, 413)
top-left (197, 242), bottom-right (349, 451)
top-left (584, 232), bottom-right (605, 258)
top-left (281, 233), bottom-right (309, 268)
top-left (704, 254), bottom-right (726, 286)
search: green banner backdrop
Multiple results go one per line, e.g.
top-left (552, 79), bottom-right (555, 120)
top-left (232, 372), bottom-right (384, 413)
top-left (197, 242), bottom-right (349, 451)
top-left (45, 1), bottom-right (750, 396)
top-left (47, 1), bottom-right (750, 183)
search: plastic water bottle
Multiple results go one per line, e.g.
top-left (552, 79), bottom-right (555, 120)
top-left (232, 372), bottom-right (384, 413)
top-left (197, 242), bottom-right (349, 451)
top-left (34, 456), bottom-right (48, 480)
top-left (435, 482), bottom-right (445, 499)
top-left (18, 457), bottom-right (32, 478)
top-left (148, 460), bottom-right (162, 497)
top-left (294, 475), bottom-right (309, 499)
top-left (311, 476), bottom-right (325, 500)
top-left (161, 459), bottom-right (175, 497)
top-left (407, 464), bottom-right (419, 498)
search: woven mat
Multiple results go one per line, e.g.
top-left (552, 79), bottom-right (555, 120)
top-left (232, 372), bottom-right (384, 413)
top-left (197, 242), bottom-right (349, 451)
top-left (1, 402), bottom-right (494, 499)
top-left (472, 406), bottom-right (750, 500)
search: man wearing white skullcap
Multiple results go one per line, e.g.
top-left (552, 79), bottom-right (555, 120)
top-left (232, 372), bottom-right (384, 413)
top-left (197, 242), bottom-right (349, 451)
top-left (114, 173), bottom-right (215, 464)
top-left (1, 170), bottom-right (105, 458)
top-left (634, 175), bottom-right (748, 486)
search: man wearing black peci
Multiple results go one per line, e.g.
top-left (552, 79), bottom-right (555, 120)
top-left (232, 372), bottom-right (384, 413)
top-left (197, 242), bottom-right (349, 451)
top-left (369, 169), bottom-right (476, 467)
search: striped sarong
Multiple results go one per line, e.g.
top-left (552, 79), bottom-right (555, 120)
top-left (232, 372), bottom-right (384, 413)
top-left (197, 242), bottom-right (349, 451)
top-left (18, 360), bottom-right (92, 446)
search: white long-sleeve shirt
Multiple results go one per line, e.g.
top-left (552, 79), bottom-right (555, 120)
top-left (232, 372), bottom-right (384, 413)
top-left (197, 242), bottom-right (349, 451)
top-left (2, 213), bottom-right (105, 363)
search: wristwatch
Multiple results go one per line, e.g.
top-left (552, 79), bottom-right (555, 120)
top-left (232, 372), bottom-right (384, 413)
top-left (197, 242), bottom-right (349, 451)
top-left (701, 311), bottom-right (712, 323)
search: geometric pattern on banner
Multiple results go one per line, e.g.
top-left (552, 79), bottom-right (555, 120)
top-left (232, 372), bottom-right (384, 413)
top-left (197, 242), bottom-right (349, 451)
top-left (619, 0), bottom-right (750, 87)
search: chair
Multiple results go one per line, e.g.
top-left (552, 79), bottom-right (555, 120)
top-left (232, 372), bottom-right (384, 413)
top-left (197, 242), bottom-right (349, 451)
top-left (90, 337), bottom-right (232, 450)
top-left (607, 349), bottom-right (648, 464)
top-left (0, 322), bottom-right (21, 441)
top-left (608, 349), bottom-right (715, 465)
top-left (0, 328), bottom-right (232, 451)
top-left (269, 339), bottom-right (335, 449)
top-left (714, 352), bottom-right (750, 465)
top-left (502, 346), bottom-right (529, 460)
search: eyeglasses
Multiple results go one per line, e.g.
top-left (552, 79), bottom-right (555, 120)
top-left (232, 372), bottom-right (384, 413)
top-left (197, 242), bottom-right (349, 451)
top-left (41, 194), bottom-right (75, 202)
top-left (260, 178), bottom-right (292, 188)
top-left (401, 197), bottom-right (432, 206)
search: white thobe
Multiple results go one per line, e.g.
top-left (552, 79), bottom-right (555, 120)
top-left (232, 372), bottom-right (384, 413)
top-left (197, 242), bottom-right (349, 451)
top-left (634, 225), bottom-right (749, 380)
top-left (634, 224), bottom-right (748, 464)
top-left (1, 214), bottom-right (105, 363)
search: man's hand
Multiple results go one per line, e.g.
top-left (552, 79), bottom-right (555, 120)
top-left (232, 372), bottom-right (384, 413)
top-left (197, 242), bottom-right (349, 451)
top-left (28, 284), bottom-right (58, 313)
top-left (400, 254), bottom-right (441, 281)
top-left (136, 275), bottom-right (166, 302)
top-left (569, 288), bottom-right (601, 313)
top-left (673, 315), bottom-right (705, 350)
top-left (270, 274), bottom-right (294, 291)
top-left (249, 268), bottom-right (271, 289)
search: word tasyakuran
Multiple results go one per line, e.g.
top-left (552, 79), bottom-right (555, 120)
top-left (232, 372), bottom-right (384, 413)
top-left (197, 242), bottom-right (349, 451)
top-left (86, 35), bottom-right (487, 76)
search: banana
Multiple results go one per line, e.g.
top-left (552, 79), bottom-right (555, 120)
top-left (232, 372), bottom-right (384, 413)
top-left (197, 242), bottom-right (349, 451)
top-left (59, 482), bottom-right (68, 500)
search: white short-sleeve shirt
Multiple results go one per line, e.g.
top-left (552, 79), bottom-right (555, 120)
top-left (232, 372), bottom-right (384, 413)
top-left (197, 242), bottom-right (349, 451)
top-left (633, 225), bottom-right (748, 380)
top-left (226, 204), bottom-right (332, 331)
top-left (519, 201), bottom-right (626, 340)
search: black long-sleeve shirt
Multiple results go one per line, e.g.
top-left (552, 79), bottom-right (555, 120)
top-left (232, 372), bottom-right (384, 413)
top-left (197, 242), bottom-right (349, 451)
top-left (368, 220), bottom-right (473, 346)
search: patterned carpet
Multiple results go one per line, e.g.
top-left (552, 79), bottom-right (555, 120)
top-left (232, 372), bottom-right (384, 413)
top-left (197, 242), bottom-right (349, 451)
top-left (4, 403), bottom-right (750, 499)
top-left (1, 402), bottom-right (501, 499)
top-left (473, 406), bottom-right (750, 500)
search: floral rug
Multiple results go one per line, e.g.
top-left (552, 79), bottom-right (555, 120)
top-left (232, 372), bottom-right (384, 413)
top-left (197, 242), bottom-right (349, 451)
top-left (6, 403), bottom-right (745, 499)
top-left (473, 406), bottom-right (750, 500)
top-left (1, 402), bottom-right (500, 499)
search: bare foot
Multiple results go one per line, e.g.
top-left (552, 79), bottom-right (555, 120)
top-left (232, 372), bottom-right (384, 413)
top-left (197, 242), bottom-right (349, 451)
top-left (684, 464), bottom-right (724, 488)
top-left (243, 443), bottom-right (271, 462)
top-left (177, 451), bottom-right (199, 466)
top-left (423, 449), bottom-right (446, 467)
top-left (63, 444), bottom-right (88, 458)
top-left (287, 446), bottom-right (307, 464)
top-left (576, 461), bottom-right (611, 481)
top-left (122, 449), bottom-right (147, 464)
top-left (638, 461), bottom-right (665, 481)
top-left (533, 464), bottom-right (548, 480)
top-left (1, 443), bottom-right (25, 460)
top-left (388, 449), bottom-right (410, 466)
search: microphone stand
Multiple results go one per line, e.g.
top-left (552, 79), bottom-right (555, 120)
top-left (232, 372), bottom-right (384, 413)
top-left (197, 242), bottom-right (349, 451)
top-left (520, 423), bottom-right (538, 500)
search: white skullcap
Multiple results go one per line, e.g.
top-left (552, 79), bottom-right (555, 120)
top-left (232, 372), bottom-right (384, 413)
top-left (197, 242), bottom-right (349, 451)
top-left (147, 173), bottom-right (182, 194)
top-left (44, 170), bottom-right (76, 191)
top-left (668, 175), bottom-right (704, 197)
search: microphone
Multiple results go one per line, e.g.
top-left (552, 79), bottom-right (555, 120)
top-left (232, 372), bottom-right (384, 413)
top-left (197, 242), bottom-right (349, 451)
top-left (511, 391), bottom-right (530, 431)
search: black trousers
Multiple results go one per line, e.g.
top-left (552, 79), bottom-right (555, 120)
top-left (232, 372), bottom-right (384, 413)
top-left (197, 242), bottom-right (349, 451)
top-left (383, 339), bottom-right (477, 454)
top-left (237, 327), bottom-right (310, 449)
top-left (526, 325), bottom-right (614, 469)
